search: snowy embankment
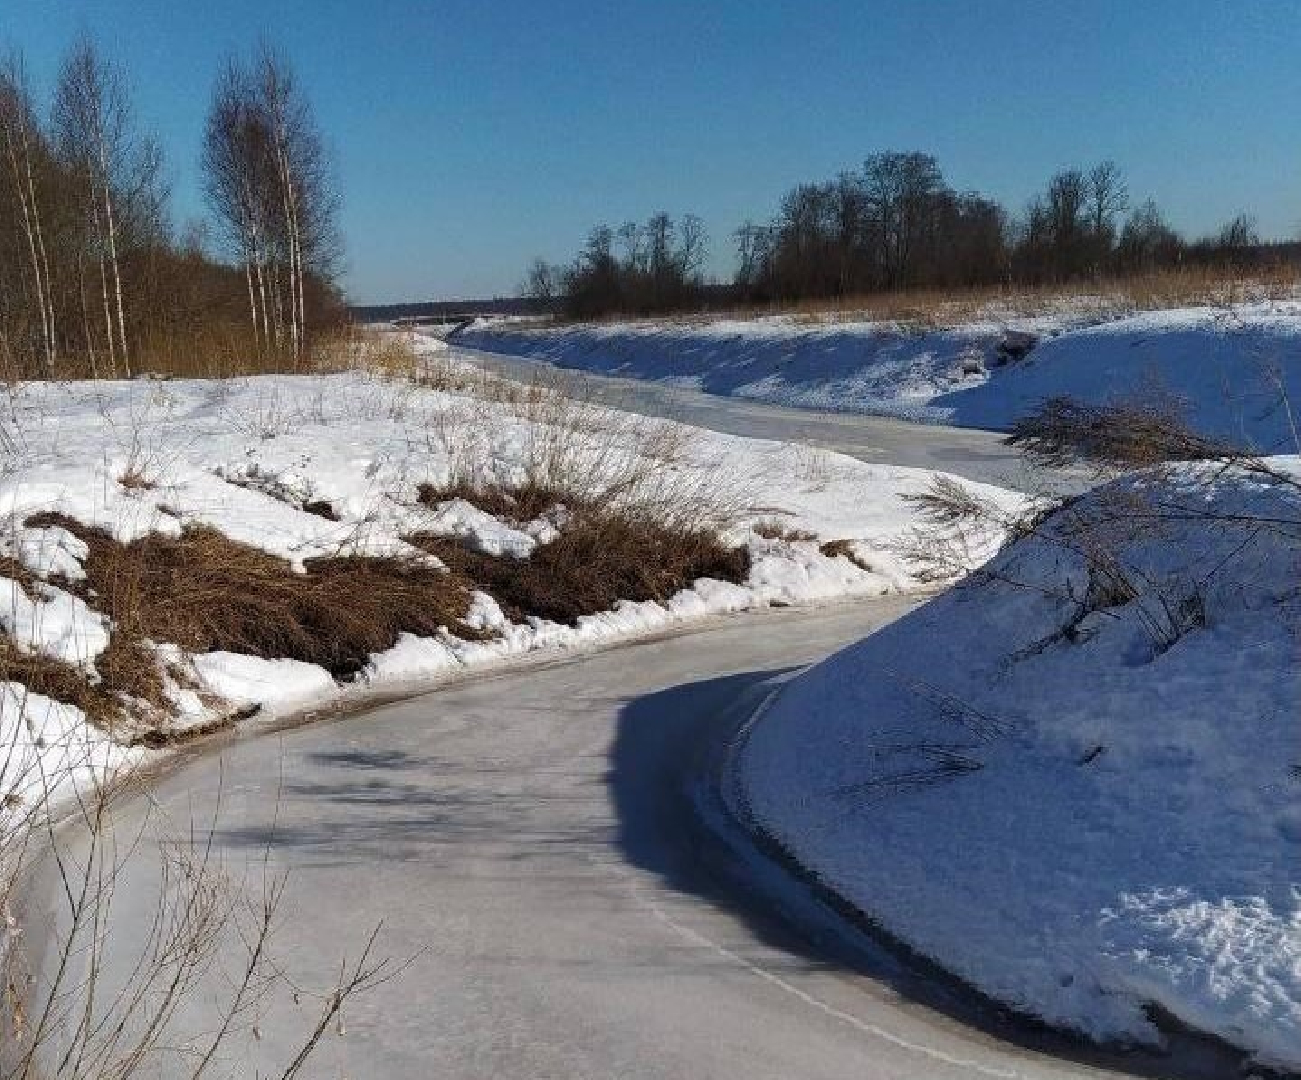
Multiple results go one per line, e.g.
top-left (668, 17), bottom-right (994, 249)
top-left (732, 461), bottom-right (1301, 1071)
top-left (0, 344), bottom-right (1020, 819)
top-left (458, 303), bottom-right (1301, 451)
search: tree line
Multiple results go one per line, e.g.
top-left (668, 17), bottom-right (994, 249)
top-left (525, 211), bottom-right (710, 318)
top-left (0, 37), bottom-right (339, 380)
top-left (531, 152), bottom-right (1282, 315)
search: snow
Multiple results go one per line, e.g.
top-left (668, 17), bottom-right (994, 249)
top-left (418, 497), bottom-right (540, 558)
top-left (0, 355), bottom-right (1017, 824)
top-left (733, 460), bottom-right (1301, 1070)
top-left (0, 577), bottom-right (109, 669)
top-left (2, 525), bottom-right (90, 581)
top-left (190, 653), bottom-right (339, 713)
top-left (0, 683), bottom-right (140, 819)
top-left (458, 303), bottom-right (1301, 451)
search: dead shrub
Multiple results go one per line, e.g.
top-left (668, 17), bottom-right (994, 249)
top-left (117, 467), bottom-right (154, 492)
top-left (26, 514), bottom-right (483, 682)
top-left (1006, 396), bottom-right (1236, 468)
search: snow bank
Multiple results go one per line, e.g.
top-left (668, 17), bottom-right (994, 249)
top-left (458, 303), bottom-right (1301, 451)
top-left (734, 460), bottom-right (1301, 1069)
top-left (941, 306), bottom-right (1301, 451)
top-left (0, 365), bottom-right (1020, 822)
top-left (0, 684), bottom-right (140, 818)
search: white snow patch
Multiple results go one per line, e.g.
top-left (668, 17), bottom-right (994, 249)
top-left (0, 577), bottom-right (109, 669)
top-left (191, 653), bottom-right (338, 715)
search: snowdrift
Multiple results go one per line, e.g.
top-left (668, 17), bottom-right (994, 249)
top-left (734, 460), bottom-right (1301, 1070)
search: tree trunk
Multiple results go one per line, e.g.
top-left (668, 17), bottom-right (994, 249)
top-left (98, 140), bottom-right (130, 377)
top-left (2, 119), bottom-right (54, 375)
top-left (77, 250), bottom-right (98, 378)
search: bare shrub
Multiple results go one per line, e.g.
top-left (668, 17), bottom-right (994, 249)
top-left (1006, 396), bottom-right (1236, 469)
top-left (0, 758), bottom-right (401, 1079)
top-left (907, 395), bottom-right (1301, 658)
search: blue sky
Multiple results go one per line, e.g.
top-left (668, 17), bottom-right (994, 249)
top-left (5, 0), bottom-right (1300, 303)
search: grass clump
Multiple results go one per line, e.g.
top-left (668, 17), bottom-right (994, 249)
top-left (412, 480), bottom-right (749, 625)
top-left (752, 518), bottom-right (817, 543)
top-left (27, 514), bottom-right (483, 683)
top-left (819, 538), bottom-right (874, 572)
top-left (0, 638), bottom-right (126, 729)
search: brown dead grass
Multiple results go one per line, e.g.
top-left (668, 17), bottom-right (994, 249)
top-left (819, 538), bottom-right (873, 572)
top-left (118, 468), bottom-right (155, 492)
top-left (0, 557), bottom-right (41, 595)
top-left (6, 465), bottom-right (745, 727)
top-left (416, 479), bottom-right (567, 525)
top-left (0, 638), bottom-right (126, 729)
top-left (28, 512), bottom-right (483, 689)
top-left (412, 481), bottom-right (749, 625)
top-left (752, 518), bottom-right (818, 543)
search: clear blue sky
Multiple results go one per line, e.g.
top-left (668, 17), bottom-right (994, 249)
top-left (5, 0), bottom-right (1300, 303)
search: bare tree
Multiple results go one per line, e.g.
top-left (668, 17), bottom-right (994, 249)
top-left (202, 47), bottom-right (337, 368)
top-left (255, 45), bottom-right (337, 367)
top-left (0, 54), bottom-right (56, 375)
top-left (203, 60), bottom-right (275, 355)
top-left (732, 220), bottom-right (772, 297)
top-left (523, 257), bottom-right (559, 304)
top-left (1117, 200), bottom-right (1183, 272)
top-left (53, 39), bottom-right (138, 377)
top-left (1086, 161), bottom-right (1127, 269)
top-left (862, 151), bottom-right (946, 289)
top-left (677, 213), bottom-right (707, 278)
top-left (1086, 161), bottom-right (1127, 242)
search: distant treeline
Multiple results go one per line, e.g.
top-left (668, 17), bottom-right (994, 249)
top-left (0, 36), bottom-right (341, 380)
top-left (353, 296), bottom-right (552, 323)
top-left (527, 152), bottom-right (1291, 317)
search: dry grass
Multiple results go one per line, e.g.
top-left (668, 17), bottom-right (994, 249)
top-left (819, 538), bottom-right (873, 572)
top-left (314, 325), bottom-right (420, 377)
top-left (412, 479), bottom-right (749, 625)
top-left (117, 467), bottom-right (155, 492)
top-left (21, 514), bottom-right (484, 729)
top-left (1006, 396), bottom-right (1239, 467)
top-left (0, 556), bottom-right (40, 595)
top-left (752, 518), bottom-right (817, 543)
top-left (0, 638), bottom-right (126, 730)
top-left (9, 324), bottom-right (417, 383)
top-left (411, 368), bottom-right (751, 624)
top-left (416, 477), bottom-right (569, 525)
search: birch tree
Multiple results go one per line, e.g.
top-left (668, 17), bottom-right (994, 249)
top-left (203, 61), bottom-right (275, 354)
top-left (53, 40), bottom-right (136, 376)
top-left (0, 54), bottom-right (56, 375)
top-left (202, 47), bottom-right (336, 367)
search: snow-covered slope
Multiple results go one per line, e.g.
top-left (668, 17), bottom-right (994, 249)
top-left (733, 460), bottom-right (1301, 1071)
top-left (0, 361), bottom-right (1020, 818)
top-left (458, 304), bottom-right (1301, 451)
